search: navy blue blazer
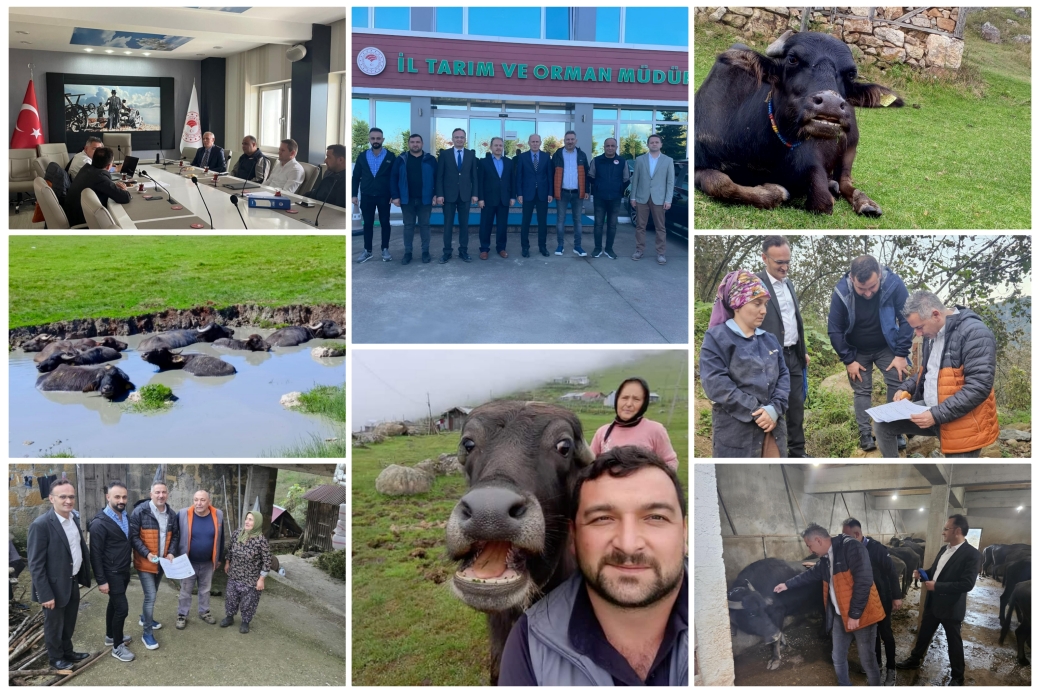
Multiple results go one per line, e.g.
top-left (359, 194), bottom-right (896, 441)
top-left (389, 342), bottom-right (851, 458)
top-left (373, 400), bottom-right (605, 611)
top-left (514, 150), bottom-right (552, 200)
top-left (191, 146), bottom-right (226, 173)
top-left (476, 154), bottom-right (515, 207)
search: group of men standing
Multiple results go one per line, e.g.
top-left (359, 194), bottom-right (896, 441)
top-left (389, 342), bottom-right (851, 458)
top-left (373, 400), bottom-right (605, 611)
top-left (351, 127), bottom-right (675, 266)
top-left (775, 516), bottom-right (980, 686)
top-left (753, 235), bottom-right (999, 458)
top-left (26, 479), bottom-right (227, 667)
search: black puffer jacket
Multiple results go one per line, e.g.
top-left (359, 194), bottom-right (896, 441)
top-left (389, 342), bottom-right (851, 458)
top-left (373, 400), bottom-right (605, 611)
top-left (864, 537), bottom-right (901, 613)
top-left (89, 508), bottom-right (132, 591)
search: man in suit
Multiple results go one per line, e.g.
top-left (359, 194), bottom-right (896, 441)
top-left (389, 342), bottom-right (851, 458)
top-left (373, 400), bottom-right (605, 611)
top-left (756, 235), bottom-right (810, 457)
top-left (896, 514), bottom-right (982, 686)
top-left (514, 133), bottom-right (553, 257)
top-left (64, 146), bottom-right (132, 227)
top-left (630, 134), bottom-right (675, 265)
top-left (27, 479), bottom-right (92, 670)
top-left (351, 128), bottom-right (396, 264)
top-left (190, 131), bottom-right (226, 173)
top-left (435, 127), bottom-right (479, 263)
top-left (476, 137), bottom-right (516, 260)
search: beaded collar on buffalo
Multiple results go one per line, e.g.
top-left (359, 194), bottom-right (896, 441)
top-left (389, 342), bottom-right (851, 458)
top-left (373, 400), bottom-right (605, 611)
top-left (766, 90), bottom-right (801, 150)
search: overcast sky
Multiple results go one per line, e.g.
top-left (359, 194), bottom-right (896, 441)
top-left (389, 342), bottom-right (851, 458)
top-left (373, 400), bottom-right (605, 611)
top-left (352, 350), bottom-right (653, 428)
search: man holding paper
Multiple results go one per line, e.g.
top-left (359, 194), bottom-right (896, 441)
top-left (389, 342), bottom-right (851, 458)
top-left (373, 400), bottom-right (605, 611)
top-left (874, 291), bottom-right (999, 458)
top-left (129, 482), bottom-right (179, 650)
top-left (175, 490), bottom-right (225, 630)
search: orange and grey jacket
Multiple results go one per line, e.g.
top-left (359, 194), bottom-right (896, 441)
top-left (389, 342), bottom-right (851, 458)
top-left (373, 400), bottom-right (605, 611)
top-left (785, 534), bottom-right (885, 633)
top-left (129, 499), bottom-right (179, 573)
top-left (897, 308), bottom-right (999, 454)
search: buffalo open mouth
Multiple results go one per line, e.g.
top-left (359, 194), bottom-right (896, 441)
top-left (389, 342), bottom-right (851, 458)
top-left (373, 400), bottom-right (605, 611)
top-left (803, 113), bottom-right (848, 137)
top-left (455, 541), bottom-right (531, 585)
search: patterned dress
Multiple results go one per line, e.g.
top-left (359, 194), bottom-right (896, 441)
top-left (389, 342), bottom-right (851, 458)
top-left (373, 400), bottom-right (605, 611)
top-left (225, 530), bottom-right (272, 624)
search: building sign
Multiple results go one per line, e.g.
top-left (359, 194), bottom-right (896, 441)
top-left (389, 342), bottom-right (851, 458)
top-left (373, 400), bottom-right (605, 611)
top-left (352, 34), bottom-right (689, 101)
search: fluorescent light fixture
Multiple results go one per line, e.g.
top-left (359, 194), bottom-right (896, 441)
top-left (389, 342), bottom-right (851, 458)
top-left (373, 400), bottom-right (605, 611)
top-left (124, 51), bottom-right (132, 55)
top-left (812, 463), bottom-right (820, 467)
top-left (84, 48), bottom-right (93, 52)
top-left (105, 49), bottom-right (114, 54)
top-left (892, 494), bottom-right (898, 500)
top-left (918, 507), bottom-right (924, 512)
top-left (143, 52), bottom-right (151, 56)
top-left (1017, 506), bottom-right (1024, 511)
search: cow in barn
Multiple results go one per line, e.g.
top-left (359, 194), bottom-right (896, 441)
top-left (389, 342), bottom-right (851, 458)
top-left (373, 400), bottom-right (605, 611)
top-left (993, 545), bottom-right (1031, 582)
top-left (888, 546), bottom-right (921, 596)
top-left (695, 30), bottom-right (903, 216)
top-left (999, 580), bottom-right (1031, 666)
top-left (1000, 559), bottom-right (1031, 627)
top-left (982, 544), bottom-right (1005, 576)
top-left (445, 401), bottom-right (594, 684)
top-left (727, 558), bottom-right (823, 670)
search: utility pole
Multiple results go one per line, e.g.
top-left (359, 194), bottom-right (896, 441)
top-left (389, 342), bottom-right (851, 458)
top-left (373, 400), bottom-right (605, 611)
top-left (666, 355), bottom-right (686, 428)
top-left (427, 392), bottom-right (434, 435)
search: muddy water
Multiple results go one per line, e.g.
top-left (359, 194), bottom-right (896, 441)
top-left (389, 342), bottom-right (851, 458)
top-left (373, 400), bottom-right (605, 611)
top-left (10, 329), bottom-right (345, 457)
top-left (733, 575), bottom-right (1030, 685)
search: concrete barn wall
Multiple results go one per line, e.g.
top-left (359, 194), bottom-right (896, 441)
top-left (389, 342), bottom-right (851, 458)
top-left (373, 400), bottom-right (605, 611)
top-left (899, 507), bottom-right (1031, 550)
top-left (694, 464), bottom-right (735, 686)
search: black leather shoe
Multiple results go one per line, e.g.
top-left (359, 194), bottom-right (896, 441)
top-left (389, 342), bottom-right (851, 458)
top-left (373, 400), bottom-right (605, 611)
top-left (539, 248), bottom-right (550, 257)
top-left (421, 252), bottom-right (431, 264)
top-left (895, 657), bottom-right (921, 670)
top-left (50, 659), bottom-right (75, 670)
top-left (459, 251), bottom-right (472, 263)
top-left (438, 253), bottom-right (451, 264)
top-left (860, 434), bottom-right (877, 452)
top-left (65, 652), bottom-right (90, 662)
top-left (522, 248), bottom-right (530, 258)
top-left (401, 253), bottom-right (412, 265)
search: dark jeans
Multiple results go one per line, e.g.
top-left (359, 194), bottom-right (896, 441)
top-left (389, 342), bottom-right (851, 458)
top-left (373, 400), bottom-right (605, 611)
top-left (555, 189), bottom-right (583, 248)
top-left (910, 611), bottom-right (964, 682)
top-left (139, 569), bottom-right (164, 636)
top-left (831, 619), bottom-right (880, 686)
top-left (43, 578), bottom-right (80, 661)
top-left (874, 418), bottom-right (982, 458)
top-left (876, 611), bottom-right (895, 670)
top-left (105, 574), bottom-right (130, 647)
top-left (400, 199), bottom-right (432, 254)
top-left (847, 346), bottom-right (906, 438)
top-left (785, 349), bottom-right (807, 456)
top-left (593, 197), bottom-right (619, 252)
top-left (520, 193), bottom-right (549, 251)
top-left (479, 203), bottom-right (510, 252)
top-left (360, 194), bottom-right (391, 252)
top-left (442, 197), bottom-right (471, 254)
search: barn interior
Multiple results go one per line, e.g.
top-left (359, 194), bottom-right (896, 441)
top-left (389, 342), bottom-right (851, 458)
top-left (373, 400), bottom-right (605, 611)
top-left (694, 464), bottom-right (1032, 686)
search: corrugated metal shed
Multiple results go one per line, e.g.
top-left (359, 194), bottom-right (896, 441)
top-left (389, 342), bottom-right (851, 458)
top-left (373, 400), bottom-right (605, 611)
top-left (303, 484), bottom-right (346, 505)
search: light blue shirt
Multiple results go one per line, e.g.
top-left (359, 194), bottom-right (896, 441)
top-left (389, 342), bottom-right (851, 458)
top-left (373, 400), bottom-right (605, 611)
top-left (104, 505), bottom-right (129, 538)
top-left (365, 148), bottom-right (386, 176)
top-left (493, 155), bottom-right (503, 177)
top-left (561, 148), bottom-right (578, 189)
top-left (724, 319), bottom-right (778, 423)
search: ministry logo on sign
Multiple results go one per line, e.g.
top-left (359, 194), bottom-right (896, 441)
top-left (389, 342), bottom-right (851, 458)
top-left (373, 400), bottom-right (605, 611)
top-left (183, 110), bottom-right (201, 143)
top-left (357, 47), bottom-right (386, 76)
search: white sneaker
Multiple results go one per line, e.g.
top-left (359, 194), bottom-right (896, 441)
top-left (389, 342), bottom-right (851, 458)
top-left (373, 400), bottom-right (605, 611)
top-left (112, 644), bottom-right (135, 662)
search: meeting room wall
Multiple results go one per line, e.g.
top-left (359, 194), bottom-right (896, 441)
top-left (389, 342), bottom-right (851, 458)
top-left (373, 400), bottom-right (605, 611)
top-left (330, 18), bottom-right (346, 73)
top-left (9, 49), bottom-right (201, 159)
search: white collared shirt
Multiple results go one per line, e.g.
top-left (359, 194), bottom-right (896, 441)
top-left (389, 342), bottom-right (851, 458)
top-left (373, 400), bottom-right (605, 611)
top-left (933, 540), bottom-right (964, 580)
top-left (68, 153), bottom-right (93, 179)
top-left (648, 151), bottom-right (660, 177)
top-left (267, 158), bottom-right (306, 193)
top-left (767, 270), bottom-right (799, 347)
top-left (57, 512), bottom-right (83, 576)
top-left (924, 309), bottom-right (959, 408)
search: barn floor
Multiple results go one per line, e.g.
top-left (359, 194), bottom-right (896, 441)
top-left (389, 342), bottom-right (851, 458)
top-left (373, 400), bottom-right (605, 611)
top-left (733, 575), bottom-right (1031, 686)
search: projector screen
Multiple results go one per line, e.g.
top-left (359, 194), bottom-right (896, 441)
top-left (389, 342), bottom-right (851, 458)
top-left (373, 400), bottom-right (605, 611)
top-left (64, 84), bottom-right (162, 134)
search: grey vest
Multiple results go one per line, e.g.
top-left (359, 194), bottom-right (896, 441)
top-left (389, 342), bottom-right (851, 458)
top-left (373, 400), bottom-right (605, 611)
top-left (526, 571), bottom-right (689, 685)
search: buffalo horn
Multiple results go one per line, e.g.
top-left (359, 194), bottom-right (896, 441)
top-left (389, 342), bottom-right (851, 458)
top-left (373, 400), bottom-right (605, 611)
top-left (198, 323), bottom-right (215, 332)
top-left (765, 30), bottom-right (794, 57)
top-left (60, 352), bottom-right (76, 360)
top-left (574, 436), bottom-right (595, 466)
top-left (309, 321), bottom-right (323, 329)
top-left (727, 600), bottom-right (744, 610)
top-left (745, 578), bottom-right (756, 592)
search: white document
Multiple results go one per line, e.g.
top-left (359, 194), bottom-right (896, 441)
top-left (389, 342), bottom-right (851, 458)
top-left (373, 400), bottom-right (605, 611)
top-left (865, 399), bottom-right (930, 423)
top-left (159, 554), bottom-right (196, 579)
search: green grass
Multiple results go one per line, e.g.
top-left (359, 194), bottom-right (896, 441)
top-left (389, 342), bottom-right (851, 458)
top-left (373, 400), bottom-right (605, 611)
top-left (268, 433), bottom-right (347, 458)
top-left (298, 384), bottom-right (346, 422)
top-left (9, 236), bottom-right (346, 327)
top-left (123, 383), bottom-right (176, 413)
top-left (693, 10), bottom-right (1031, 229)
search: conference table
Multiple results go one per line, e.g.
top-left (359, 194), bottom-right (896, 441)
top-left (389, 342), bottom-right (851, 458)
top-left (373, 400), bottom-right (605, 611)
top-left (105, 163), bottom-right (346, 229)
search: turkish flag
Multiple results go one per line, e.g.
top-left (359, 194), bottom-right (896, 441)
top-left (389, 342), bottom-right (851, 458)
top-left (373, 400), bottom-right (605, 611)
top-left (11, 80), bottom-right (45, 149)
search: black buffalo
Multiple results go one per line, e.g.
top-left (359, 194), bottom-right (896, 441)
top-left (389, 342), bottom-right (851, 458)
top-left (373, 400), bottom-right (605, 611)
top-left (213, 334), bottom-right (270, 351)
top-left (141, 348), bottom-right (237, 376)
top-left (1000, 559), bottom-right (1031, 627)
top-left (265, 320), bottom-right (343, 347)
top-left (889, 554), bottom-right (907, 597)
top-left (695, 29), bottom-right (903, 215)
top-left (36, 346), bottom-right (122, 373)
top-left (994, 545), bottom-right (1031, 583)
top-left (888, 545), bottom-right (921, 596)
top-left (138, 323), bottom-right (234, 351)
top-left (728, 558), bottom-right (821, 670)
top-left (445, 401), bottom-right (593, 684)
top-left (36, 363), bottom-right (135, 399)
top-left (999, 580), bottom-right (1031, 665)
top-left (982, 544), bottom-right (1004, 576)
top-left (32, 337), bottom-right (128, 363)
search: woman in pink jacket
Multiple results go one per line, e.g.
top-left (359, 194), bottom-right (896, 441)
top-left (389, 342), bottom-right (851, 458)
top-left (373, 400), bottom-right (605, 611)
top-left (590, 377), bottom-right (678, 469)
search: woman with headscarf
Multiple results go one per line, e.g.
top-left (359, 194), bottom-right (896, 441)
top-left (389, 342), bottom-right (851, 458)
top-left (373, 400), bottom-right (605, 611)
top-left (590, 377), bottom-right (679, 469)
top-left (220, 511), bottom-right (271, 634)
top-left (700, 269), bottom-right (790, 457)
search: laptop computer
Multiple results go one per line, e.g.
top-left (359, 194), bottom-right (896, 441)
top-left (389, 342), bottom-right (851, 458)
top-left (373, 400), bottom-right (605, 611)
top-left (120, 156), bottom-right (140, 179)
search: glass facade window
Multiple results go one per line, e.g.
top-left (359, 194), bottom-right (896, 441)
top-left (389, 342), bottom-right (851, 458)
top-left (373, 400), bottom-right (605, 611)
top-left (537, 122), bottom-right (571, 156)
top-left (436, 7), bottom-right (463, 34)
top-left (546, 7), bottom-right (570, 40)
top-left (468, 7), bottom-right (541, 39)
top-left (624, 7), bottom-right (687, 46)
top-left (620, 109), bottom-right (653, 121)
top-left (374, 7), bottom-right (409, 30)
top-left (507, 103), bottom-right (536, 112)
top-left (594, 108), bottom-right (618, 120)
top-left (595, 7), bottom-right (621, 43)
top-left (433, 117), bottom-right (468, 154)
top-left (654, 123), bottom-right (688, 160)
top-left (538, 104), bottom-right (570, 114)
top-left (470, 102), bottom-right (503, 112)
top-left (619, 123), bottom-right (652, 158)
top-left (375, 100), bottom-right (411, 154)
top-left (591, 124), bottom-right (616, 156)
top-left (351, 7), bottom-right (369, 28)
top-left (656, 109), bottom-right (688, 122)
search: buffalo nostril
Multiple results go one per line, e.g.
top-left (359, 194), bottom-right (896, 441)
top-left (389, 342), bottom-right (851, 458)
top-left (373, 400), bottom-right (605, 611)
top-left (839, 102), bottom-right (846, 110)
top-left (812, 95), bottom-right (823, 105)
top-left (508, 501), bottom-right (527, 519)
top-left (460, 502), bottom-right (472, 520)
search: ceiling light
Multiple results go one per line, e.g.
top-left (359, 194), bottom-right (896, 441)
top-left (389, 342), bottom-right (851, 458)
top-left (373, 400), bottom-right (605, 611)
top-left (124, 51), bottom-right (132, 55)
top-left (1017, 506), bottom-right (1024, 511)
top-left (919, 507), bottom-right (924, 512)
top-left (84, 48), bottom-right (93, 52)
top-left (105, 49), bottom-right (114, 54)
top-left (892, 494), bottom-right (898, 500)
top-left (811, 463), bottom-right (819, 467)
top-left (142, 52), bottom-right (151, 56)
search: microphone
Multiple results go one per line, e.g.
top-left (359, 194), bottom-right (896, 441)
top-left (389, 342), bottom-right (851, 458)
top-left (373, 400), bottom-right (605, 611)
top-left (117, 144), bottom-right (122, 164)
top-left (306, 170), bottom-right (343, 228)
top-left (140, 170), bottom-right (176, 205)
top-left (229, 195), bottom-right (248, 228)
top-left (191, 175), bottom-right (214, 229)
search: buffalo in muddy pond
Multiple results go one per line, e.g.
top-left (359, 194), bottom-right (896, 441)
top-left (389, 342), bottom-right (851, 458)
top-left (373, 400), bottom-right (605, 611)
top-left (141, 348), bottom-right (237, 376)
top-left (32, 337), bottom-right (128, 363)
top-left (36, 363), bottom-right (135, 399)
top-left (445, 400), bottom-right (593, 684)
top-left (265, 321), bottom-right (343, 347)
top-left (36, 346), bottom-right (123, 373)
top-left (138, 323), bottom-right (234, 351)
top-left (213, 334), bottom-right (270, 351)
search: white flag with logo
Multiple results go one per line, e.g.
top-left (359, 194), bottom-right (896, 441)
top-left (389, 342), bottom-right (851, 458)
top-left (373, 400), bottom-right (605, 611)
top-left (180, 80), bottom-right (202, 153)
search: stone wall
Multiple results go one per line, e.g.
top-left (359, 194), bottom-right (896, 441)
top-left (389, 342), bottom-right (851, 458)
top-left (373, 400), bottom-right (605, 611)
top-left (9, 464), bottom-right (78, 544)
top-left (696, 7), bottom-right (966, 70)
